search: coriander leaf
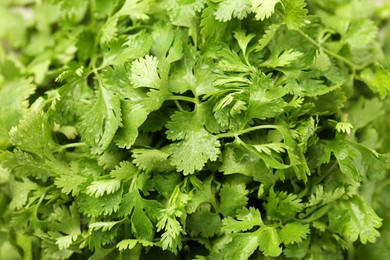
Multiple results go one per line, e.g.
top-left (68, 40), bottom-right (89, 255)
top-left (214, 233), bottom-right (260, 260)
top-left (222, 207), bottom-right (263, 233)
top-left (110, 161), bottom-right (138, 181)
top-left (78, 85), bottom-right (122, 154)
top-left (151, 23), bottom-right (174, 59)
top-left (77, 191), bottom-right (122, 217)
top-left (329, 196), bottom-right (382, 244)
top-left (132, 148), bottom-right (171, 173)
top-left (89, 221), bottom-right (121, 232)
top-left (47, 204), bottom-right (81, 250)
top-left (9, 178), bottom-right (38, 210)
top-left (326, 140), bottom-right (361, 181)
top-left (279, 222), bottom-right (310, 244)
top-left (187, 204), bottom-right (221, 238)
top-left (233, 30), bottom-right (255, 56)
top-left (258, 226), bottom-right (282, 257)
top-left (281, 0), bottom-right (308, 30)
top-left (117, 239), bottom-right (155, 251)
top-left (166, 111), bottom-right (196, 141)
top-left (86, 179), bottom-right (121, 197)
top-left (261, 48), bottom-right (303, 68)
top-left (344, 19), bottom-right (377, 50)
top-left (313, 49), bottom-right (331, 71)
top-left (214, 0), bottom-right (251, 22)
top-left (264, 188), bottom-right (304, 221)
top-left (102, 32), bottom-right (153, 66)
top-left (200, 3), bottom-right (229, 43)
top-left (187, 175), bottom-right (218, 214)
top-left (1, 149), bottom-right (51, 180)
top-left (9, 110), bottom-right (57, 157)
top-left (219, 183), bottom-right (249, 217)
top-left (117, 0), bottom-right (152, 20)
top-left (256, 23), bottom-right (281, 51)
top-left (250, 0), bottom-right (279, 21)
top-left (360, 63), bottom-right (390, 99)
top-left (115, 102), bottom-right (148, 149)
top-left (131, 55), bottom-right (161, 89)
top-left (48, 160), bottom-right (89, 196)
top-left (132, 199), bottom-right (154, 240)
top-left (168, 128), bottom-right (220, 175)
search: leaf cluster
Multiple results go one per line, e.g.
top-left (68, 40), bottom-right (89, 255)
top-left (1, 0), bottom-right (390, 259)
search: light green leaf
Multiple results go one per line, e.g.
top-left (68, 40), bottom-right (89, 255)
top-left (360, 63), bottom-right (390, 99)
top-left (9, 110), bottom-right (57, 157)
top-left (132, 148), bottom-right (170, 173)
top-left (330, 196), bottom-right (382, 244)
top-left (131, 55), bottom-right (161, 89)
top-left (10, 178), bottom-right (38, 210)
top-left (222, 207), bottom-right (263, 233)
top-left (86, 179), bottom-right (121, 197)
top-left (214, 0), bottom-right (251, 22)
top-left (261, 49), bottom-right (303, 68)
top-left (258, 226), bottom-right (282, 257)
top-left (78, 85), bottom-right (122, 154)
top-left (281, 0), bottom-right (308, 30)
top-left (219, 233), bottom-right (260, 260)
top-left (344, 19), bottom-right (377, 50)
top-left (256, 23), bottom-right (281, 51)
top-left (168, 128), bottom-right (220, 175)
top-left (279, 222), bottom-right (310, 244)
top-left (250, 0), bottom-right (279, 21)
top-left (89, 221), bottom-right (121, 232)
top-left (117, 239), bottom-right (155, 251)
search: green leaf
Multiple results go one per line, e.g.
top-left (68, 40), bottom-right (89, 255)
top-left (187, 175), bottom-right (218, 213)
top-left (187, 204), bottom-right (221, 238)
top-left (131, 55), bottom-right (161, 89)
top-left (102, 32), bottom-right (153, 66)
top-left (279, 222), bottom-right (310, 244)
top-left (9, 110), bottom-right (57, 157)
top-left (78, 85), bottom-right (122, 154)
top-left (214, 0), bottom-right (251, 22)
top-left (117, 239), bottom-right (155, 251)
top-left (360, 63), bottom-right (390, 99)
top-left (256, 23), bottom-right (281, 51)
top-left (200, 3), bottom-right (229, 43)
top-left (50, 160), bottom-right (89, 196)
top-left (9, 178), bottom-right (38, 210)
top-left (89, 221), bottom-right (121, 232)
top-left (217, 233), bottom-right (260, 260)
top-left (344, 19), bottom-right (377, 50)
top-left (168, 128), bottom-right (220, 175)
top-left (222, 207), bottom-right (263, 233)
top-left (219, 183), bottom-right (249, 217)
top-left (329, 196), bottom-right (382, 244)
top-left (281, 0), bottom-right (308, 30)
top-left (86, 179), bottom-right (121, 197)
top-left (132, 148), bottom-right (170, 173)
top-left (258, 226), bottom-right (282, 257)
top-left (77, 191), bottom-right (122, 217)
top-left (261, 48), bottom-right (303, 68)
top-left (250, 0), bottom-right (279, 21)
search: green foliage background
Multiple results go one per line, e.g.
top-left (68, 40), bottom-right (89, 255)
top-left (1, 0), bottom-right (390, 259)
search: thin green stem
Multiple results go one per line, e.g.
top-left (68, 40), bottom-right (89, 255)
top-left (174, 100), bottom-right (184, 111)
top-left (61, 142), bottom-right (87, 150)
top-left (216, 124), bottom-right (279, 139)
top-left (166, 95), bottom-right (198, 104)
top-left (297, 29), bottom-right (360, 72)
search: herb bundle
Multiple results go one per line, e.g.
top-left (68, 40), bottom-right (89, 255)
top-left (1, 0), bottom-right (390, 259)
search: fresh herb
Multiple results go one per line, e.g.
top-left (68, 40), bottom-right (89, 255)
top-left (1, 0), bottom-right (390, 259)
